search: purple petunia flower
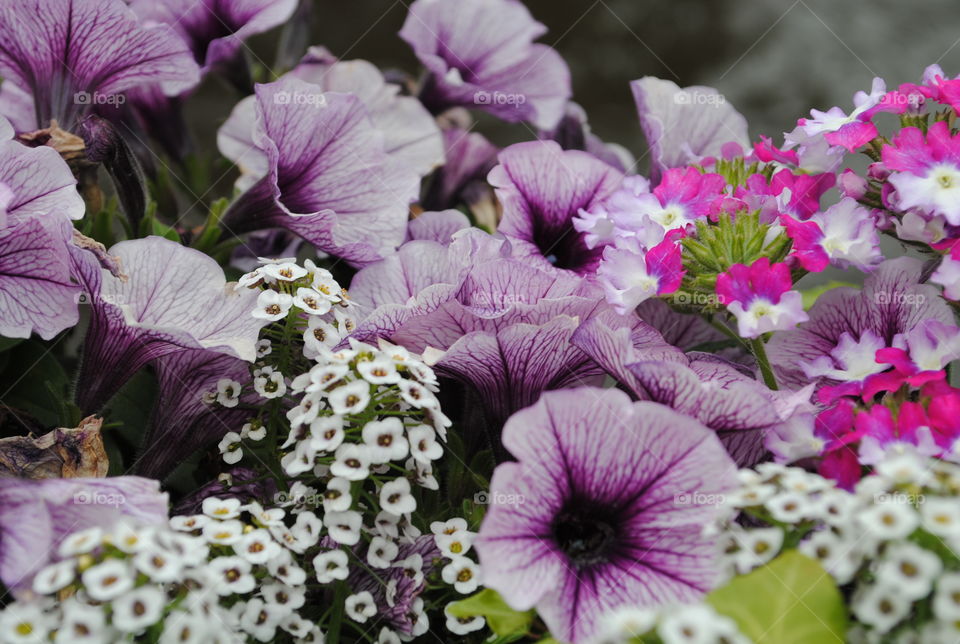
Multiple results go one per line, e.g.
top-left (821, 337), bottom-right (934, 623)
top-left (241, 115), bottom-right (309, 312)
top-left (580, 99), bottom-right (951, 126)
top-left (420, 122), bottom-right (499, 212)
top-left (476, 388), bottom-right (738, 643)
top-left (539, 102), bottom-right (635, 173)
top-left (406, 209), bottom-right (471, 245)
top-left (490, 140), bottom-right (623, 275)
top-left (573, 317), bottom-right (802, 466)
top-left (0, 476), bottom-right (168, 594)
top-left (351, 232), bottom-right (673, 451)
top-left (0, 0), bottom-right (199, 130)
top-left (218, 78), bottom-right (420, 266)
top-left (72, 236), bottom-right (265, 412)
top-left (134, 349), bottom-right (255, 480)
top-left (399, 0), bottom-right (571, 129)
top-left (631, 77), bottom-right (749, 183)
top-left (130, 0), bottom-right (298, 73)
top-left (220, 46), bottom-right (444, 188)
top-left (768, 257), bottom-right (955, 388)
top-left (0, 117), bottom-right (86, 339)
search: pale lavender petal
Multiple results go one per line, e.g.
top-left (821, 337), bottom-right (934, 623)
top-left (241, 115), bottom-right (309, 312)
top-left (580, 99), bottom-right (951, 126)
top-left (421, 125), bottom-right (499, 211)
top-left (73, 236), bottom-right (264, 411)
top-left (0, 0), bottom-right (200, 129)
top-left (631, 77), bottom-right (749, 183)
top-left (406, 209), bottom-right (470, 244)
top-left (0, 217), bottom-right (80, 339)
top-left (400, 0), bottom-right (570, 129)
top-left (221, 79), bottom-right (419, 266)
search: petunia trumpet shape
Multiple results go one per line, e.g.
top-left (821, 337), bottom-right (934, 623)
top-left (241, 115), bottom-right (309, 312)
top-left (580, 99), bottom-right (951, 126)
top-left (72, 236), bottom-right (265, 412)
top-left (631, 77), bottom-right (749, 183)
top-left (490, 140), bottom-right (623, 275)
top-left (131, 0), bottom-right (298, 73)
top-left (476, 388), bottom-right (738, 643)
top-left (0, 0), bottom-right (199, 130)
top-left (219, 79), bottom-right (420, 266)
top-left (400, 0), bottom-right (571, 129)
top-left (135, 349), bottom-right (255, 480)
top-left (0, 476), bottom-right (168, 594)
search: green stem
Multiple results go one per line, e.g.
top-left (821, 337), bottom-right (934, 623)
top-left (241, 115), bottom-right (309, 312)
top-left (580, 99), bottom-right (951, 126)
top-left (326, 580), bottom-right (347, 643)
top-left (749, 337), bottom-right (779, 390)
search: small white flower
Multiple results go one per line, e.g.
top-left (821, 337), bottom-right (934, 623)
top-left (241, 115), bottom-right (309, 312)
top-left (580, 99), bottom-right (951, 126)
top-left (595, 606), bottom-right (657, 642)
top-left (333, 308), bottom-right (356, 334)
top-left (357, 358), bottom-right (401, 385)
top-left (327, 380), bottom-right (370, 415)
top-left (215, 378), bottom-right (242, 407)
top-left (345, 591), bottom-right (377, 623)
top-left (367, 536), bottom-right (399, 569)
top-left (241, 421), bottom-right (267, 442)
top-left (331, 444), bottom-right (372, 481)
top-left (325, 511), bottom-right (362, 545)
top-left (202, 497), bottom-right (242, 520)
top-left (876, 541), bottom-right (942, 600)
top-left (362, 418), bottom-right (409, 464)
top-left (134, 547), bottom-right (183, 582)
top-left (263, 582), bottom-right (306, 615)
top-left (431, 518), bottom-right (468, 536)
top-left (323, 477), bottom-right (353, 513)
top-left (380, 478), bottom-right (417, 515)
top-left (267, 551), bottom-right (307, 586)
top-left (203, 519), bottom-right (245, 545)
top-left (1, 603), bottom-right (52, 643)
top-left (293, 287), bottom-right (333, 315)
top-left (58, 527), bottom-right (103, 557)
top-left (858, 500), bottom-right (920, 540)
top-left (313, 549), bottom-right (349, 583)
top-left (378, 626), bottom-right (402, 644)
top-left (260, 261), bottom-right (307, 282)
top-left (170, 514), bottom-right (210, 532)
top-left (657, 604), bottom-right (733, 643)
top-left (435, 530), bottom-right (474, 558)
top-left (158, 610), bottom-right (209, 644)
top-left (281, 440), bottom-right (318, 477)
top-left (309, 416), bottom-right (345, 452)
top-left (730, 528), bottom-right (783, 574)
top-left (303, 317), bottom-right (341, 355)
top-left (441, 556), bottom-right (481, 594)
top-left (286, 393), bottom-right (323, 427)
top-left (58, 600), bottom-right (106, 643)
top-left (765, 491), bottom-right (812, 523)
top-left (408, 425), bottom-right (443, 464)
top-left (209, 556), bottom-right (255, 595)
top-left (31, 560), bottom-right (76, 594)
top-left (375, 511), bottom-right (401, 539)
top-left (444, 604), bottom-right (485, 635)
top-left (726, 483), bottom-right (778, 508)
top-left (112, 585), bottom-right (166, 633)
top-left (237, 529), bottom-right (282, 564)
top-left (920, 496), bottom-right (960, 538)
top-left (798, 530), bottom-right (861, 584)
top-left (217, 431), bottom-right (243, 464)
top-left (398, 380), bottom-right (437, 408)
top-left (291, 511), bottom-right (323, 547)
top-left (852, 584), bottom-right (911, 633)
top-left (813, 489), bottom-right (859, 526)
top-left (82, 559), bottom-right (135, 601)
top-left (933, 572), bottom-right (960, 621)
top-left (244, 502), bottom-right (285, 527)
top-left (394, 554), bottom-right (424, 586)
top-left (255, 338), bottom-right (272, 358)
top-left (279, 614), bottom-right (313, 638)
top-left (409, 597), bottom-right (430, 637)
top-left (239, 598), bottom-right (285, 642)
top-left (254, 368), bottom-right (287, 399)
top-left (252, 290), bottom-right (294, 321)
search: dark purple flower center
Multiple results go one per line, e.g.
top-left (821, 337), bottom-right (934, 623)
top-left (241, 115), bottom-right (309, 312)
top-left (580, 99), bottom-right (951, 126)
top-left (532, 222), bottom-right (599, 273)
top-left (551, 502), bottom-right (620, 568)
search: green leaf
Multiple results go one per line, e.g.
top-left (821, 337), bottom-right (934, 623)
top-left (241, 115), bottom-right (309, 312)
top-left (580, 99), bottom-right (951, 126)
top-left (447, 589), bottom-right (534, 637)
top-left (707, 550), bottom-right (847, 644)
top-left (0, 336), bottom-right (23, 353)
top-left (0, 339), bottom-right (71, 426)
top-left (800, 281), bottom-right (857, 310)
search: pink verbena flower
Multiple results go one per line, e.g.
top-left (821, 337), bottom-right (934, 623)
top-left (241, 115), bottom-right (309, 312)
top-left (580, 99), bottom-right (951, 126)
top-left (798, 77), bottom-right (886, 152)
top-left (782, 197), bottom-right (882, 272)
top-left (715, 257), bottom-right (807, 338)
top-left (597, 236), bottom-right (685, 314)
top-left (882, 121), bottom-right (960, 225)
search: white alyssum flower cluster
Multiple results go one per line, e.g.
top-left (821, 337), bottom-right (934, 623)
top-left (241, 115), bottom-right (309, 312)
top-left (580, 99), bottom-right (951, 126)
top-left (711, 455), bottom-right (960, 641)
top-left (592, 603), bottom-right (752, 644)
top-left (432, 518), bottom-right (484, 635)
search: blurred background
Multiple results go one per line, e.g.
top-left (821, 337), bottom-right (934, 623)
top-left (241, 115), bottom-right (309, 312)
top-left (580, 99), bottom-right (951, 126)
top-left (214, 0), bottom-right (960, 163)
